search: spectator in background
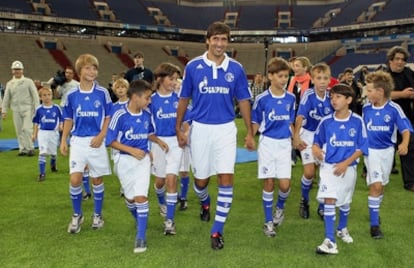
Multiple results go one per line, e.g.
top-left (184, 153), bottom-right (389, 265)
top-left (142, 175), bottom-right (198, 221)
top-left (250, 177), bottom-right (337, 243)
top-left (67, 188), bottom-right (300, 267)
top-left (124, 51), bottom-right (154, 84)
top-left (287, 56), bottom-right (313, 166)
top-left (342, 67), bottom-right (363, 114)
top-left (107, 73), bottom-right (119, 103)
top-left (56, 67), bottom-right (80, 108)
top-left (250, 72), bottom-right (266, 104)
top-left (287, 56), bottom-right (313, 103)
top-left (2, 60), bottom-right (40, 156)
top-left (386, 46), bottom-right (414, 191)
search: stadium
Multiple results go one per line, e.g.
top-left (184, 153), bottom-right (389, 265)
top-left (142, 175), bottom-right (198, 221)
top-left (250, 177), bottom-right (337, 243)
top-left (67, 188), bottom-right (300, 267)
top-left (1, 0), bottom-right (414, 267)
top-left (1, 0), bottom-right (414, 85)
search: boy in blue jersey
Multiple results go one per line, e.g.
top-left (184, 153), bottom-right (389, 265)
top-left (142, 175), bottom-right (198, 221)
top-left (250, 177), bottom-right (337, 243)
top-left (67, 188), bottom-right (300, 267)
top-left (32, 87), bottom-right (63, 181)
top-left (252, 57), bottom-right (296, 237)
top-left (313, 84), bottom-right (368, 254)
top-left (60, 54), bottom-right (112, 234)
top-left (110, 78), bottom-right (129, 197)
top-left (107, 80), bottom-right (155, 253)
top-left (111, 78), bottom-right (129, 114)
top-left (293, 63), bottom-right (333, 220)
top-left (176, 21), bottom-right (255, 250)
top-left (149, 62), bottom-right (185, 235)
top-left (363, 71), bottom-right (412, 239)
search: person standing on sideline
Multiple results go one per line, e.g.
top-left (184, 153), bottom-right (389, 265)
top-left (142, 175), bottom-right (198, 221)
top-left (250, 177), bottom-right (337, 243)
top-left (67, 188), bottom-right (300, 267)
top-left (32, 87), bottom-right (63, 181)
top-left (175, 21), bottom-right (255, 250)
top-left (60, 54), bottom-right (112, 234)
top-left (293, 63), bottom-right (333, 220)
top-left (124, 51), bottom-right (154, 84)
top-left (251, 57), bottom-right (296, 237)
top-left (313, 84), bottom-right (368, 255)
top-left (385, 46), bottom-right (414, 191)
top-left (56, 67), bottom-right (80, 108)
top-left (2, 60), bottom-right (39, 156)
top-left (363, 71), bottom-right (412, 238)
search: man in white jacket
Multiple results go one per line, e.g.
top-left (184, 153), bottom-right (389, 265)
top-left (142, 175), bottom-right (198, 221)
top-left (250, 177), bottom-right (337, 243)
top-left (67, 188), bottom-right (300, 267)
top-left (2, 60), bottom-right (40, 156)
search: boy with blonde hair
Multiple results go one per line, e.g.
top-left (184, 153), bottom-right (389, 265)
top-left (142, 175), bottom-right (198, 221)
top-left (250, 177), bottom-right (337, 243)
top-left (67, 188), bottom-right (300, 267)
top-left (293, 63), bottom-right (333, 219)
top-left (60, 54), bottom-right (112, 234)
top-left (363, 70), bottom-right (413, 238)
top-left (32, 87), bottom-right (63, 181)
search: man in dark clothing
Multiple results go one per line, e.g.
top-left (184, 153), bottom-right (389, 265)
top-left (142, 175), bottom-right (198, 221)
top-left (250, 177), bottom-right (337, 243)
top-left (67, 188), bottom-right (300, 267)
top-left (124, 51), bottom-right (154, 84)
top-left (386, 46), bottom-right (414, 191)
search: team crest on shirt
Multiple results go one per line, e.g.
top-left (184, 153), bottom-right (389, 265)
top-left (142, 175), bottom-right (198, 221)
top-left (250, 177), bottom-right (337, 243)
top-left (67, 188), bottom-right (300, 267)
top-left (94, 100), bottom-right (101, 108)
top-left (349, 128), bottom-right (356, 137)
top-left (225, 72), bottom-right (234, 83)
top-left (285, 104), bottom-right (291, 112)
top-left (383, 114), bottom-right (391, 123)
top-left (174, 101), bottom-right (178, 109)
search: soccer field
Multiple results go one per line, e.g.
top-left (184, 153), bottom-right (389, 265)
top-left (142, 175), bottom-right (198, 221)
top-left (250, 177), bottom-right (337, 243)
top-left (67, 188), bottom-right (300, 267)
top-left (1, 117), bottom-right (413, 267)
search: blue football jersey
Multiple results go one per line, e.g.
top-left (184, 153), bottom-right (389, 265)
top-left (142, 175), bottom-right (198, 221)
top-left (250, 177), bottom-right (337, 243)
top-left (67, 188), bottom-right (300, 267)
top-left (252, 89), bottom-right (296, 139)
top-left (63, 83), bottom-right (112, 137)
top-left (106, 107), bottom-right (154, 154)
top-left (33, 104), bottom-right (63, 131)
top-left (363, 100), bottom-right (413, 149)
top-left (179, 52), bottom-right (252, 124)
top-left (149, 91), bottom-right (180, 137)
top-left (297, 88), bottom-right (333, 132)
top-left (314, 112), bottom-right (368, 165)
top-left (110, 99), bottom-right (128, 116)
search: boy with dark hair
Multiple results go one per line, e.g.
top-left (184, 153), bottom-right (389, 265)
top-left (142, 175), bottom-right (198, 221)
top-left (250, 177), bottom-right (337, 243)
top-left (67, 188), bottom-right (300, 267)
top-left (252, 57), bottom-right (296, 237)
top-left (313, 84), bottom-right (368, 254)
top-left (107, 79), bottom-right (156, 253)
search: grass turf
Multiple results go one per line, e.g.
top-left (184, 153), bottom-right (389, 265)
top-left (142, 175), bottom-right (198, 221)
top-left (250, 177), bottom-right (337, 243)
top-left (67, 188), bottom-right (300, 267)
top-left (1, 116), bottom-right (413, 267)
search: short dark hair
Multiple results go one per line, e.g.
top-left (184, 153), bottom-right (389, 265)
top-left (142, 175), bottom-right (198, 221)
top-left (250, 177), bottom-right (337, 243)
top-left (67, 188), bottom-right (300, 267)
top-left (206, 21), bottom-right (230, 40)
top-left (134, 51), bottom-right (144, 58)
top-left (387, 46), bottom-right (410, 62)
top-left (330, 83), bottom-right (355, 99)
top-left (127, 79), bottom-right (152, 98)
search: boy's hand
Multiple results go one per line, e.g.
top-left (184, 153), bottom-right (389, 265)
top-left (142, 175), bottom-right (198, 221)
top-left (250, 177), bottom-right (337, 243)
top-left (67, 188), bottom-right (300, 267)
top-left (90, 135), bottom-right (104, 148)
top-left (333, 162), bottom-right (347, 177)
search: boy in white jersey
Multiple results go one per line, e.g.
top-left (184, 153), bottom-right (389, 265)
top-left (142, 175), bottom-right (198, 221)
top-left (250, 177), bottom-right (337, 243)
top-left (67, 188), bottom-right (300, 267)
top-left (32, 87), bottom-right (63, 181)
top-left (293, 63), bottom-right (333, 220)
top-left (176, 21), bottom-right (255, 250)
top-left (252, 57), bottom-right (296, 237)
top-left (363, 71), bottom-right (412, 239)
top-left (60, 54), bottom-right (112, 234)
top-left (149, 62), bottom-right (185, 235)
top-left (313, 84), bottom-right (368, 254)
top-left (107, 80), bottom-right (155, 253)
